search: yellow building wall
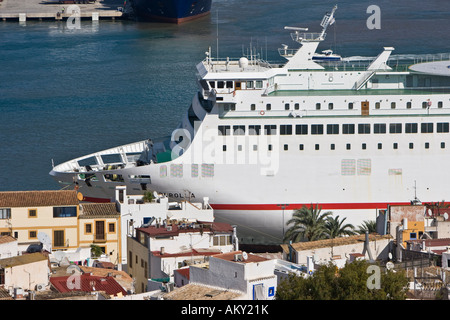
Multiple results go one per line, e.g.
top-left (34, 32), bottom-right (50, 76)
top-left (8, 206), bottom-right (79, 250)
top-left (402, 220), bottom-right (425, 247)
top-left (78, 217), bottom-right (121, 265)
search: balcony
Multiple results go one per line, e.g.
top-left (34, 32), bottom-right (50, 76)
top-left (94, 233), bottom-right (106, 243)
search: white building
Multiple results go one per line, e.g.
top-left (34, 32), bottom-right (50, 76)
top-left (189, 251), bottom-right (277, 300)
top-left (282, 233), bottom-right (393, 268)
top-left (0, 236), bottom-right (19, 260)
top-left (114, 186), bottom-right (215, 270)
top-left (127, 220), bottom-right (236, 293)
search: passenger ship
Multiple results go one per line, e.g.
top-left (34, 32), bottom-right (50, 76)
top-left (50, 6), bottom-right (450, 244)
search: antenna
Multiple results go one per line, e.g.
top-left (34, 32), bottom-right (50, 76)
top-left (216, 9), bottom-right (219, 61)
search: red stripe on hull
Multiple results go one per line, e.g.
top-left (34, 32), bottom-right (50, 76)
top-left (82, 196), bottom-right (112, 203)
top-left (210, 202), bottom-right (413, 211)
top-left (79, 198), bottom-right (426, 211)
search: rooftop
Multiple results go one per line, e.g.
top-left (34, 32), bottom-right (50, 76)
top-left (284, 233), bottom-right (393, 252)
top-left (0, 252), bottom-right (48, 268)
top-left (50, 273), bottom-right (127, 297)
top-left (137, 222), bottom-right (233, 238)
top-left (213, 250), bottom-right (270, 264)
top-left (0, 190), bottom-right (79, 208)
top-left (0, 235), bottom-right (17, 245)
top-left (78, 202), bottom-right (120, 219)
top-left (163, 283), bottom-right (242, 300)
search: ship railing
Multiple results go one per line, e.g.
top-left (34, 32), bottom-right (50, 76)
top-left (290, 32), bottom-right (325, 42)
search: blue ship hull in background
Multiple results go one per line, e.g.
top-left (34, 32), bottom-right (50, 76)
top-left (130, 0), bottom-right (212, 23)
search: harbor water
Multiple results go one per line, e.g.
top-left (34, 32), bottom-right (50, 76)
top-left (0, 0), bottom-right (449, 191)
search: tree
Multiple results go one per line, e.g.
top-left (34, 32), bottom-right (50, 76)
top-left (283, 205), bottom-right (332, 243)
top-left (324, 215), bottom-right (356, 239)
top-left (90, 244), bottom-right (103, 258)
top-left (357, 220), bottom-right (377, 234)
top-left (276, 260), bottom-right (409, 300)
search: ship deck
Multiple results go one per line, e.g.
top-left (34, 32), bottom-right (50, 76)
top-left (269, 87), bottom-right (450, 97)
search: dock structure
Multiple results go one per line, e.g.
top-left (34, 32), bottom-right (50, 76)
top-left (0, 0), bottom-right (124, 22)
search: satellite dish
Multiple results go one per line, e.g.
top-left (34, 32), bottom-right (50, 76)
top-left (242, 252), bottom-right (248, 260)
top-left (386, 261), bottom-right (394, 271)
top-left (153, 191), bottom-right (159, 199)
top-left (444, 213), bottom-right (449, 221)
top-left (388, 252), bottom-right (393, 260)
top-left (427, 209), bottom-right (432, 217)
top-left (37, 232), bottom-right (52, 253)
top-left (77, 192), bottom-right (84, 201)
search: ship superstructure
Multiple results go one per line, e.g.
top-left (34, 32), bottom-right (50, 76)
top-left (50, 6), bottom-right (450, 244)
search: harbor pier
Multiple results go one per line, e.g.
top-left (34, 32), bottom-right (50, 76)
top-left (0, 0), bottom-right (124, 22)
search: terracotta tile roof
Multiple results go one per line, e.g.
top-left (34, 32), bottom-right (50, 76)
top-left (0, 252), bottom-right (48, 268)
top-left (50, 274), bottom-right (127, 297)
top-left (79, 266), bottom-right (133, 292)
top-left (407, 238), bottom-right (450, 247)
top-left (0, 190), bottom-right (79, 208)
top-left (290, 233), bottom-right (393, 252)
top-left (0, 235), bottom-right (16, 245)
top-left (78, 203), bottom-right (120, 219)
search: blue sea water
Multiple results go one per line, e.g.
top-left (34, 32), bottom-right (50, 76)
top-left (0, 0), bottom-right (449, 191)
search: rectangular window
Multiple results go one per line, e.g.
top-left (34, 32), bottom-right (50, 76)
top-left (311, 124), bottom-right (324, 135)
top-left (315, 144), bottom-right (320, 150)
top-left (330, 144), bottom-right (335, 150)
top-left (246, 81), bottom-right (254, 89)
top-left (346, 143), bottom-right (351, 150)
top-left (299, 144), bottom-right (304, 150)
top-left (0, 209), bottom-right (11, 220)
top-left (85, 223), bottom-right (92, 234)
top-left (375, 102), bottom-right (381, 109)
top-left (389, 123), bottom-right (402, 134)
top-left (264, 125), bottom-right (277, 135)
top-left (409, 143), bottom-right (414, 149)
top-left (327, 124), bottom-right (339, 135)
top-left (405, 123), bottom-right (418, 133)
top-left (217, 81), bottom-right (225, 89)
top-left (441, 142), bottom-right (446, 149)
top-left (425, 142), bottom-right (430, 149)
top-left (438, 101), bottom-right (443, 108)
top-left (255, 80), bottom-right (263, 88)
top-left (343, 124), bottom-right (355, 134)
top-left (284, 144), bottom-right (289, 151)
top-left (406, 101), bottom-right (412, 109)
top-left (53, 207), bottom-right (77, 218)
top-left (378, 143), bottom-right (382, 150)
top-left (393, 143), bottom-right (398, 149)
top-left (437, 122), bottom-right (449, 133)
top-left (421, 123), bottom-right (433, 133)
top-left (226, 81), bottom-right (233, 88)
top-left (294, 103), bottom-right (300, 110)
top-left (29, 231), bottom-right (37, 239)
top-left (218, 125), bottom-right (231, 136)
top-left (248, 125), bottom-right (261, 135)
top-left (280, 125), bottom-right (292, 135)
top-left (328, 103), bottom-right (334, 110)
top-left (358, 124), bottom-right (371, 134)
top-left (348, 102), bottom-right (354, 110)
top-left (374, 123), bottom-right (386, 134)
top-left (233, 125), bottom-right (245, 135)
top-left (391, 102), bottom-right (396, 109)
top-left (362, 143), bottom-right (367, 150)
top-left (295, 124), bottom-right (308, 135)
top-left (266, 103), bottom-right (271, 111)
top-left (250, 104), bottom-right (256, 111)
top-left (316, 103), bottom-right (321, 110)
top-left (285, 103), bottom-right (290, 110)
top-left (109, 223), bottom-right (115, 233)
top-left (28, 209), bottom-right (37, 218)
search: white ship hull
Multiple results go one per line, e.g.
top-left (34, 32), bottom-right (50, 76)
top-left (50, 6), bottom-right (450, 244)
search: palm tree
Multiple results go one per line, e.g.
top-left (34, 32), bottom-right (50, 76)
top-left (356, 220), bottom-right (377, 234)
top-left (324, 215), bottom-right (356, 239)
top-left (283, 204), bottom-right (332, 243)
